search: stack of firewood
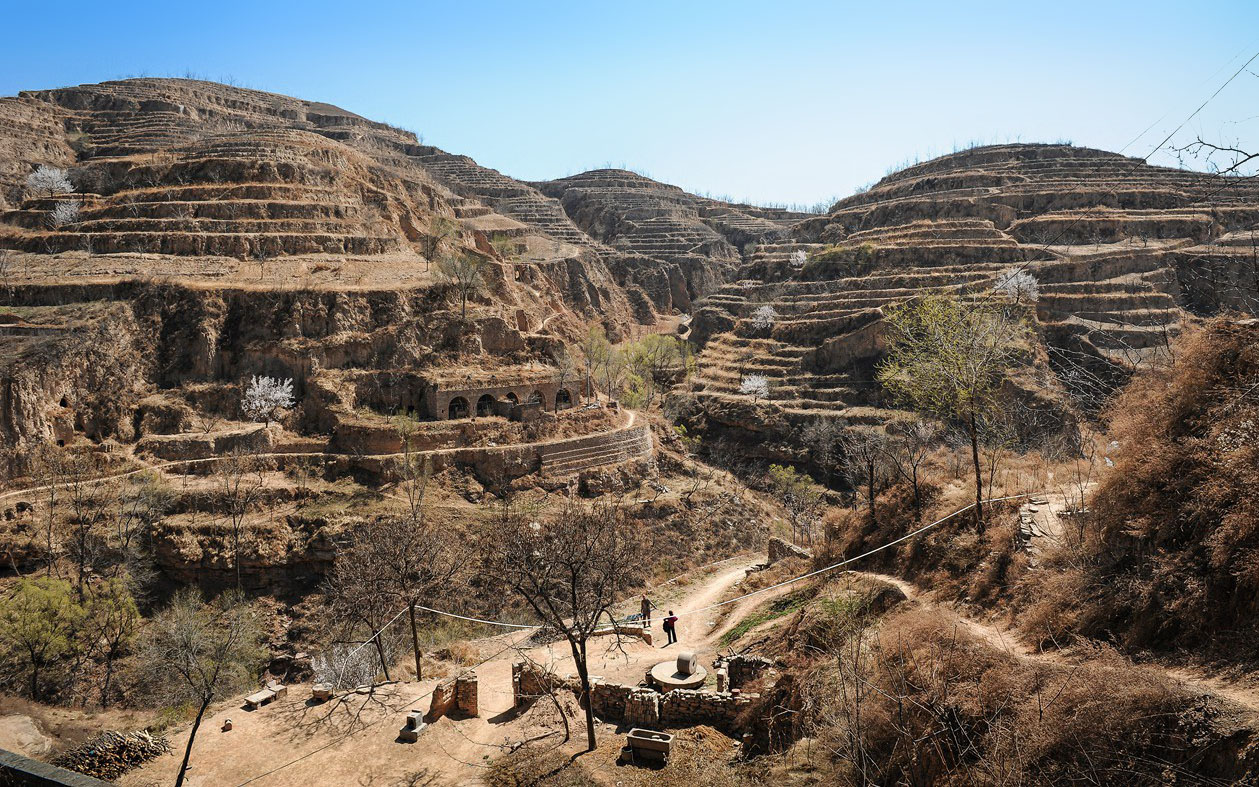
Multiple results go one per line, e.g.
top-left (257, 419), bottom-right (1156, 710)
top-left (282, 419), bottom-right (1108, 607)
top-left (53, 730), bottom-right (171, 780)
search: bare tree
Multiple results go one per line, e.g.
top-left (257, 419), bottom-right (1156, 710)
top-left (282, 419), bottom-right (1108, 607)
top-left (878, 293), bottom-right (1029, 531)
top-left (215, 449), bottom-right (267, 591)
top-left (64, 462), bottom-right (111, 596)
top-left (803, 417), bottom-right (846, 484)
top-left (373, 513), bottom-right (462, 682)
top-left (422, 216), bottom-right (459, 272)
top-left (435, 252), bottom-right (487, 319)
top-left (579, 325), bottom-right (611, 400)
top-left (885, 420), bottom-right (937, 515)
top-left (141, 589), bottom-right (262, 787)
top-left (481, 499), bottom-right (641, 751)
top-left (0, 249), bottom-right (14, 295)
top-left (325, 526), bottom-right (405, 683)
top-left (553, 347), bottom-right (576, 406)
top-left (839, 429), bottom-right (890, 522)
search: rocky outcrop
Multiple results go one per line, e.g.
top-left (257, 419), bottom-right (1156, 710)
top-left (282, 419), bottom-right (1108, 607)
top-left (0, 303), bottom-right (149, 448)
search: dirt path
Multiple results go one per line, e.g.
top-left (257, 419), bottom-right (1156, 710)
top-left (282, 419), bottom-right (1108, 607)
top-left (859, 571), bottom-right (1259, 718)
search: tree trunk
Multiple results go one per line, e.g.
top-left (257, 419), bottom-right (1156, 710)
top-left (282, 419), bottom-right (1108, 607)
top-left (912, 472), bottom-right (922, 518)
top-left (234, 529), bottom-right (242, 592)
top-left (968, 410), bottom-right (984, 533)
top-left (408, 604), bottom-right (423, 682)
top-left (568, 637), bottom-right (597, 751)
top-left (375, 639), bottom-right (392, 682)
top-left (866, 461), bottom-right (876, 522)
top-left (175, 697), bottom-right (211, 787)
top-left (101, 652), bottom-right (115, 708)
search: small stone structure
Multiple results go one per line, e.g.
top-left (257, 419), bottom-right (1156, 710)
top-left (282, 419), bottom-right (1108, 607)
top-left (767, 536), bottom-right (812, 565)
top-left (624, 728), bottom-right (673, 765)
top-left (718, 654), bottom-right (776, 690)
top-left (426, 679), bottom-right (456, 722)
top-left (398, 709), bottom-right (426, 743)
top-left (428, 672), bottom-right (479, 721)
top-left (512, 661), bottom-right (562, 709)
top-left (455, 672), bottom-right (479, 717)
top-left (425, 368), bottom-right (580, 420)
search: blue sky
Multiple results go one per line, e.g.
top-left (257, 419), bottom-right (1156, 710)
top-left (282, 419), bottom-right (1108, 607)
top-left (4, 1), bottom-right (1258, 205)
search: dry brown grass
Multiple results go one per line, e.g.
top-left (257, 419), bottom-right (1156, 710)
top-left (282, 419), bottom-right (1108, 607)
top-left (748, 606), bottom-right (1257, 785)
top-left (1019, 319), bottom-right (1259, 663)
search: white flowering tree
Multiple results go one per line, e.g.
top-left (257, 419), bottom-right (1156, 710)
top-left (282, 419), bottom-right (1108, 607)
top-left (48, 200), bottom-right (81, 228)
top-left (25, 165), bottom-right (73, 198)
top-left (750, 304), bottom-right (777, 332)
top-left (992, 267), bottom-right (1039, 304)
top-left (790, 249), bottom-right (807, 268)
top-left (241, 375), bottom-right (294, 426)
top-left (739, 374), bottom-right (770, 402)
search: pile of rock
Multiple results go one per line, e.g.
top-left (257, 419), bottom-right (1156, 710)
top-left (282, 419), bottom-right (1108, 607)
top-left (52, 730), bottom-right (171, 781)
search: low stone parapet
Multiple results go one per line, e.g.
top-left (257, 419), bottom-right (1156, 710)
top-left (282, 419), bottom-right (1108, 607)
top-left (767, 536), bottom-right (812, 565)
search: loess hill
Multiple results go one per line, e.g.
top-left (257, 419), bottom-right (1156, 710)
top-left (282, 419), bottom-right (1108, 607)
top-left (685, 143), bottom-right (1259, 467)
top-left (1, 78), bottom-right (1259, 786)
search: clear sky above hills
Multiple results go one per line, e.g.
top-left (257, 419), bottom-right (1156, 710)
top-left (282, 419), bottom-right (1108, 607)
top-left (3, 0), bottom-right (1257, 206)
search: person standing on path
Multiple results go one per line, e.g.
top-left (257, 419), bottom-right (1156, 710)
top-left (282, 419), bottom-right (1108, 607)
top-left (663, 610), bottom-right (679, 645)
top-left (640, 594), bottom-right (655, 625)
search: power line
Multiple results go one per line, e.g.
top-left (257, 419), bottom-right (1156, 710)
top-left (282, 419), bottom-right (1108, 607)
top-left (671, 492), bottom-right (1032, 620)
top-left (229, 492), bottom-right (1036, 784)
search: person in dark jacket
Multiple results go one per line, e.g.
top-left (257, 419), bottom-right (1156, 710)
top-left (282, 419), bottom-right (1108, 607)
top-left (662, 610), bottom-right (679, 645)
top-left (640, 594), bottom-right (655, 624)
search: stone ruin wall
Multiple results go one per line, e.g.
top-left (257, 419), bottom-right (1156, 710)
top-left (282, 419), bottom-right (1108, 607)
top-left (512, 661), bottom-right (755, 734)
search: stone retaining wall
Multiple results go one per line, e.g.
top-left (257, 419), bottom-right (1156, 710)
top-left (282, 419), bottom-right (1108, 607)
top-left (512, 662), bottom-right (755, 733)
top-left (722, 654), bottom-right (776, 689)
top-left (767, 536), bottom-right (812, 565)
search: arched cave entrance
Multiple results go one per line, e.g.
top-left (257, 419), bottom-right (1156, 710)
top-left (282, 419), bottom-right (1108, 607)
top-left (527, 390), bottom-right (545, 410)
top-left (505, 392), bottom-right (519, 405)
top-left (476, 394), bottom-right (496, 417)
top-left (555, 389), bottom-right (572, 409)
top-left (448, 396), bottom-right (470, 419)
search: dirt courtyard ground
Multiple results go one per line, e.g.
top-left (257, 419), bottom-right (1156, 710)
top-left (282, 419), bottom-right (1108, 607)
top-left (118, 557), bottom-right (767, 787)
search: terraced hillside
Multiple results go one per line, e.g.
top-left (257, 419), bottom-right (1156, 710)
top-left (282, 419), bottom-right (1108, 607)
top-left (538, 169), bottom-right (807, 312)
top-left (687, 144), bottom-right (1259, 461)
